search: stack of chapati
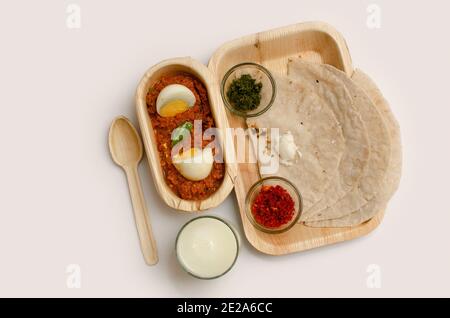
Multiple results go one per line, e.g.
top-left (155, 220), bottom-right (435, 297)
top-left (247, 59), bottom-right (401, 228)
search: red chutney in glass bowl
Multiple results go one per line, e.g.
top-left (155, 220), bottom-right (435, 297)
top-left (251, 185), bottom-right (295, 228)
top-left (146, 74), bottom-right (225, 201)
top-left (246, 177), bottom-right (302, 234)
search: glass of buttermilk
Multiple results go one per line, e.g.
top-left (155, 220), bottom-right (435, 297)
top-left (175, 216), bottom-right (239, 279)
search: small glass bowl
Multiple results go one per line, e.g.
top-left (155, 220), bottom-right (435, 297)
top-left (175, 216), bottom-right (239, 280)
top-left (245, 176), bottom-right (302, 234)
top-left (221, 62), bottom-right (276, 118)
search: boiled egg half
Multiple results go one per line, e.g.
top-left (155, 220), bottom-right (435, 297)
top-left (156, 84), bottom-right (196, 117)
top-left (172, 148), bottom-right (214, 181)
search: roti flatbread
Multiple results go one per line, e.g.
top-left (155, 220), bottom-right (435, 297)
top-left (299, 63), bottom-right (391, 222)
top-left (247, 75), bottom-right (345, 211)
top-left (286, 60), bottom-right (370, 221)
top-left (305, 69), bottom-right (402, 227)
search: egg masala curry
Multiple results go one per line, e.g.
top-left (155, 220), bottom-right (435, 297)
top-left (146, 74), bottom-right (225, 200)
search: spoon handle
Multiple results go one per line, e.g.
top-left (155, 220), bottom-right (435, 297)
top-left (125, 165), bottom-right (158, 265)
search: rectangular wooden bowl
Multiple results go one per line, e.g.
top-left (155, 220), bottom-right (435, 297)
top-left (135, 57), bottom-right (237, 212)
top-left (208, 22), bottom-right (385, 255)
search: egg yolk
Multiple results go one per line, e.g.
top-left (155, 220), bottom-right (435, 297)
top-left (159, 100), bottom-right (190, 117)
top-left (177, 148), bottom-right (198, 160)
top-left (173, 149), bottom-right (199, 164)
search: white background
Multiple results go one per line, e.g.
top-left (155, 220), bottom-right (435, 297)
top-left (0, 0), bottom-right (449, 297)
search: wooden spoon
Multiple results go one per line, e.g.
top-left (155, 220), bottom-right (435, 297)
top-left (109, 116), bottom-right (158, 265)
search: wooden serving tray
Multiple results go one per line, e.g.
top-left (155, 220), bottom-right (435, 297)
top-left (208, 22), bottom-right (384, 255)
top-left (136, 58), bottom-right (237, 212)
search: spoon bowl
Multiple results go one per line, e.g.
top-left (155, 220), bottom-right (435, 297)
top-left (109, 116), bottom-right (143, 167)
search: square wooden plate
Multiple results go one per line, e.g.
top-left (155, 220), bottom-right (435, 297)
top-left (208, 22), bottom-right (385, 255)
